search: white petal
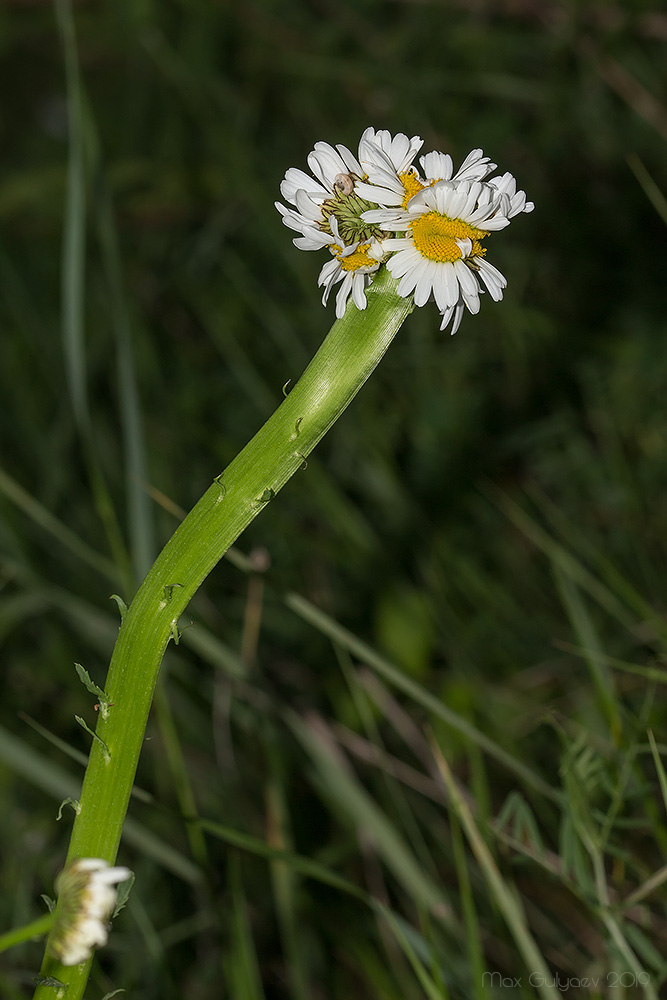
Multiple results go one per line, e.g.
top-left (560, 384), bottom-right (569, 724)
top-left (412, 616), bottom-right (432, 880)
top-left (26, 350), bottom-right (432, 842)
top-left (413, 259), bottom-right (436, 306)
top-left (387, 247), bottom-right (423, 280)
top-left (335, 274), bottom-right (353, 317)
top-left (308, 144), bottom-right (348, 189)
top-left (442, 262), bottom-right (460, 309)
top-left (352, 274), bottom-right (368, 311)
top-left (449, 303), bottom-right (465, 334)
top-left (381, 238), bottom-right (413, 252)
top-left (476, 258), bottom-right (507, 300)
top-left (454, 149), bottom-right (496, 183)
top-left (72, 859), bottom-right (108, 872)
top-left (294, 189), bottom-right (324, 221)
top-left (278, 211), bottom-right (309, 234)
top-left (318, 257), bottom-right (341, 285)
top-left (335, 143), bottom-right (362, 175)
top-left (454, 259), bottom-right (479, 297)
top-left (293, 231), bottom-right (334, 250)
top-left (280, 168), bottom-right (327, 205)
top-left (355, 181), bottom-right (405, 206)
top-left (432, 263), bottom-right (455, 312)
top-left (420, 151), bottom-right (453, 181)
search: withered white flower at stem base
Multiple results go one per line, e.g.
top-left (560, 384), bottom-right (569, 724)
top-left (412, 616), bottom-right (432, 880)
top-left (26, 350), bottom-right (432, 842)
top-left (48, 858), bottom-right (131, 966)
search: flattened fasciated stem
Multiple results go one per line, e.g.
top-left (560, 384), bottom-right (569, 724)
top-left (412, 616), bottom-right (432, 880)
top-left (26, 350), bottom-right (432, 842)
top-left (33, 269), bottom-right (413, 998)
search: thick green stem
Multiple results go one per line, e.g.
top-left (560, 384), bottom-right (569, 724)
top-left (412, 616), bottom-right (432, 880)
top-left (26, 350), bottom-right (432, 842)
top-left (33, 270), bottom-right (412, 998)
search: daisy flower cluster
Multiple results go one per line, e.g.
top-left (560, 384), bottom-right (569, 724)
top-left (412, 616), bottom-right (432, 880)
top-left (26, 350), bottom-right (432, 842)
top-left (276, 128), bottom-right (533, 333)
top-left (49, 858), bottom-right (131, 966)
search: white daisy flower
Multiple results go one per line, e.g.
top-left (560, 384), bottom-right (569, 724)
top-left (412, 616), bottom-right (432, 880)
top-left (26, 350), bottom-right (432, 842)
top-left (317, 218), bottom-right (385, 318)
top-left (355, 144), bottom-right (497, 212)
top-left (276, 131), bottom-right (532, 333)
top-left (486, 170), bottom-right (535, 218)
top-left (368, 178), bottom-right (520, 332)
top-left (421, 147), bottom-right (497, 186)
top-left (276, 128), bottom-right (424, 250)
top-left (275, 138), bottom-right (373, 249)
top-left (276, 199), bottom-right (337, 251)
top-left (360, 127), bottom-right (424, 176)
top-left (49, 858), bottom-right (132, 966)
top-left (354, 127), bottom-right (425, 206)
top-left (279, 140), bottom-right (362, 208)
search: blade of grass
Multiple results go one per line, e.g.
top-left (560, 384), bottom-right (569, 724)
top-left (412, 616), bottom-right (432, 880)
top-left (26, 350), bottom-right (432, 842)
top-left (429, 736), bottom-right (561, 1000)
top-left (55, 0), bottom-right (132, 591)
top-left (485, 483), bottom-right (667, 641)
top-left (336, 648), bottom-right (440, 881)
top-left (0, 591), bottom-right (49, 645)
top-left (0, 465), bottom-right (118, 582)
top-left (449, 813), bottom-right (487, 1000)
top-left (152, 682), bottom-right (208, 867)
top-left (599, 685), bottom-right (655, 852)
top-left (290, 713), bottom-right (447, 914)
top-left (180, 623), bottom-right (247, 680)
top-left (54, 0), bottom-right (86, 430)
top-left (623, 864), bottom-right (667, 908)
top-left (93, 158), bottom-right (155, 582)
top-left (554, 641), bottom-right (667, 685)
top-left (127, 891), bottom-right (164, 967)
top-left (285, 592), bottom-right (560, 803)
top-left (199, 817), bottom-right (368, 902)
top-left (265, 777), bottom-right (309, 1000)
top-left (626, 154), bottom-right (667, 226)
top-left (647, 730), bottom-right (667, 813)
top-left (0, 914), bottom-right (54, 956)
top-left (560, 737), bottom-right (659, 1000)
top-left (379, 906), bottom-right (449, 1000)
top-left (18, 713), bottom-right (153, 805)
top-left (553, 567), bottom-right (621, 742)
top-left (0, 724), bottom-right (201, 884)
top-left (225, 854), bottom-right (266, 1000)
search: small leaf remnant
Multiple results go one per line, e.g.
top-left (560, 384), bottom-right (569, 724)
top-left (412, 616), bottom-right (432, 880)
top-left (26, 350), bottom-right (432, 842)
top-left (74, 663), bottom-right (112, 720)
top-left (32, 977), bottom-right (68, 996)
top-left (169, 619), bottom-right (194, 646)
top-left (109, 594), bottom-right (128, 623)
top-left (163, 583), bottom-right (184, 603)
top-left (56, 798), bottom-right (81, 821)
top-left (74, 716), bottom-right (111, 762)
top-left (290, 416), bottom-right (303, 441)
top-left (113, 872), bottom-right (135, 918)
top-left (252, 488), bottom-right (275, 508)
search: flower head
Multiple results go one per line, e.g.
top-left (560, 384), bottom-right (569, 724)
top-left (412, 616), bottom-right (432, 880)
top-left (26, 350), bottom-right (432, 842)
top-left (318, 218), bottom-right (385, 318)
top-left (361, 157), bottom-right (533, 332)
top-left (355, 142), bottom-right (497, 212)
top-left (49, 858), bottom-right (131, 966)
top-left (276, 128), bottom-right (533, 330)
top-left (275, 134), bottom-right (385, 252)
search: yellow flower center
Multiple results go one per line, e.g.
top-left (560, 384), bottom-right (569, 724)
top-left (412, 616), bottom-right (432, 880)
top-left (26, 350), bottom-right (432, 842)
top-left (334, 243), bottom-right (376, 272)
top-left (399, 170), bottom-right (428, 209)
top-left (411, 212), bottom-right (489, 263)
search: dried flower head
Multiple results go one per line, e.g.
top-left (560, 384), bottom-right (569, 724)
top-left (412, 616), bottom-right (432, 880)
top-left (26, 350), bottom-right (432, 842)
top-left (48, 858), bottom-right (131, 966)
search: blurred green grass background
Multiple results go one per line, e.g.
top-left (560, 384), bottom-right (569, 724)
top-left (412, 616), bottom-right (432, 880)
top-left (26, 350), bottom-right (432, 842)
top-left (1, 1), bottom-right (667, 997)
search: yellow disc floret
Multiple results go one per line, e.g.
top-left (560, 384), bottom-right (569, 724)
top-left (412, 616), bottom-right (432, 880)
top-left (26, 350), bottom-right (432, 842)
top-left (334, 243), bottom-right (376, 272)
top-left (399, 170), bottom-right (428, 209)
top-left (411, 212), bottom-right (489, 262)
